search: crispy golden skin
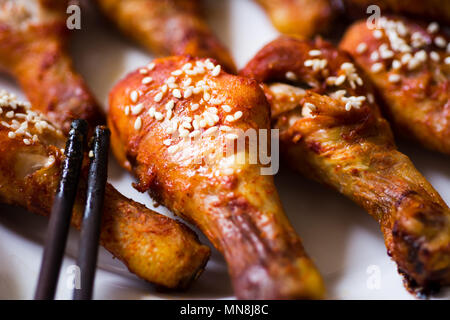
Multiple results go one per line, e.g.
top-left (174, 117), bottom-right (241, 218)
top-left (0, 91), bottom-right (210, 289)
top-left (108, 56), bottom-right (325, 299)
top-left (340, 17), bottom-right (450, 155)
top-left (343, 0), bottom-right (450, 25)
top-left (241, 37), bottom-right (450, 294)
top-left (254, 0), bottom-right (337, 38)
top-left (96, 0), bottom-right (236, 72)
top-left (0, 0), bottom-right (105, 134)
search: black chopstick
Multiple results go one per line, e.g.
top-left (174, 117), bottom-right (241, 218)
top-left (35, 119), bottom-right (88, 300)
top-left (73, 126), bottom-right (110, 300)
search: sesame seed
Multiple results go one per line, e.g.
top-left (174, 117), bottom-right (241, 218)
top-left (370, 51), bottom-right (379, 61)
top-left (371, 63), bottom-right (384, 73)
top-left (373, 30), bottom-right (383, 39)
top-left (8, 131), bottom-right (15, 138)
top-left (142, 77), bottom-right (153, 85)
top-left (23, 138), bottom-right (31, 145)
top-left (392, 60), bottom-right (401, 70)
top-left (134, 117), bottom-right (142, 130)
top-left (309, 49), bottom-right (322, 56)
top-left (356, 43), bottom-right (367, 54)
top-left (427, 22), bottom-right (439, 34)
top-left (204, 126), bottom-right (218, 135)
top-left (203, 92), bottom-right (211, 101)
top-left (234, 111), bottom-right (243, 120)
top-left (6, 111), bottom-right (14, 118)
top-left (166, 109), bottom-right (173, 120)
top-left (154, 112), bottom-right (164, 121)
top-left (401, 53), bottom-right (412, 64)
top-left (124, 106), bottom-right (130, 115)
top-left (147, 62), bottom-right (155, 70)
top-left (211, 65), bottom-right (221, 76)
top-left (388, 74), bottom-right (401, 83)
top-left (165, 100), bottom-right (175, 110)
top-left (430, 51), bottom-right (440, 62)
top-left (139, 69), bottom-right (148, 74)
top-left (89, 150), bottom-right (94, 158)
top-left (205, 60), bottom-right (215, 70)
top-left (148, 107), bottom-right (155, 117)
top-left (285, 71), bottom-right (297, 81)
top-left (171, 70), bottom-right (182, 76)
top-left (335, 75), bottom-right (346, 85)
top-left (182, 63), bottom-right (193, 70)
top-left (222, 105), bottom-right (231, 112)
top-left (154, 92), bottom-right (163, 102)
top-left (131, 103), bottom-right (144, 115)
top-left (434, 36), bottom-right (447, 48)
top-left (163, 139), bottom-right (172, 146)
top-left (225, 115), bottom-right (234, 122)
top-left (445, 57), bottom-right (450, 65)
top-left (130, 90), bottom-right (139, 103)
top-left (191, 103), bottom-right (199, 111)
top-left (172, 89), bottom-right (182, 98)
top-left (183, 88), bottom-right (193, 98)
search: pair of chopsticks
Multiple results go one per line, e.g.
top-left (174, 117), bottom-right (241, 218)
top-left (34, 120), bottom-right (110, 300)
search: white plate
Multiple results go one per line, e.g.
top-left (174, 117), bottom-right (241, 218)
top-left (0, 0), bottom-right (448, 300)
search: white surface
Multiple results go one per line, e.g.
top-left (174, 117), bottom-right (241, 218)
top-left (0, 0), bottom-right (449, 300)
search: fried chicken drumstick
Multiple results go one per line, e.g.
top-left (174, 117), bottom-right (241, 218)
top-left (96, 0), bottom-right (236, 72)
top-left (340, 16), bottom-right (450, 155)
top-left (0, 90), bottom-right (210, 289)
top-left (254, 0), bottom-right (337, 39)
top-left (108, 56), bottom-right (325, 299)
top-left (241, 37), bottom-right (450, 294)
top-left (0, 0), bottom-right (105, 135)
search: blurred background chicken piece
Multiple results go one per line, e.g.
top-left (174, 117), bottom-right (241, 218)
top-left (95, 0), bottom-right (236, 72)
top-left (0, 0), bottom-right (105, 134)
top-left (254, 0), bottom-right (340, 38)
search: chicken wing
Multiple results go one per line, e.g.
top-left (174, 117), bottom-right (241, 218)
top-left (95, 0), bottom-right (236, 73)
top-left (108, 56), bottom-right (325, 299)
top-left (254, 0), bottom-right (338, 38)
top-left (343, 0), bottom-right (450, 25)
top-left (0, 0), bottom-right (105, 134)
top-left (340, 16), bottom-right (450, 155)
top-left (0, 89), bottom-right (210, 289)
top-left (240, 37), bottom-right (450, 294)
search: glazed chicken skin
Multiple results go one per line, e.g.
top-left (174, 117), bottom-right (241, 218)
top-left (0, 0), bottom-right (105, 134)
top-left (343, 0), bottom-right (450, 25)
top-left (254, 0), bottom-right (337, 38)
top-left (0, 90), bottom-right (210, 289)
top-left (108, 56), bottom-right (325, 299)
top-left (96, 0), bottom-right (236, 72)
top-left (340, 16), bottom-right (450, 155)
top-left (241, 37), bottom-right (450, 294)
